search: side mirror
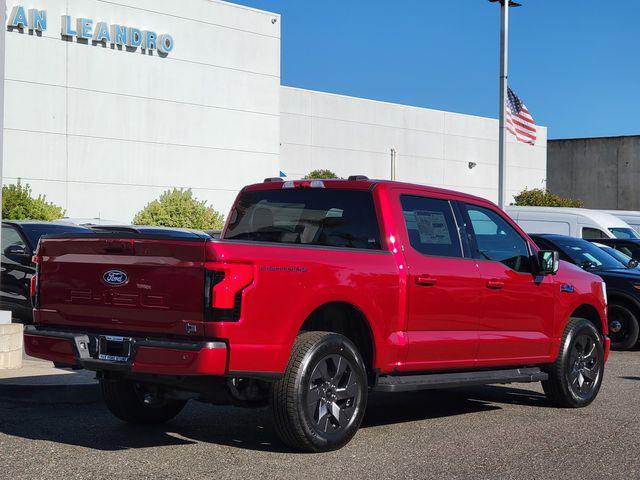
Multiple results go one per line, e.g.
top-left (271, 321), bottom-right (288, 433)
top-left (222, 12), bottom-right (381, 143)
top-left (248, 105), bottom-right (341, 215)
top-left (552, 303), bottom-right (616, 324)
top-left (537, 250), bottom-right (559, 275)
top-left (4, 244), bottom-right (29, 258)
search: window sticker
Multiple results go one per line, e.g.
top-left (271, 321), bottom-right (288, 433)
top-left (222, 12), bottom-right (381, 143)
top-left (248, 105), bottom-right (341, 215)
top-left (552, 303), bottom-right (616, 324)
top-left (414, 210), bottom-right (452, 245)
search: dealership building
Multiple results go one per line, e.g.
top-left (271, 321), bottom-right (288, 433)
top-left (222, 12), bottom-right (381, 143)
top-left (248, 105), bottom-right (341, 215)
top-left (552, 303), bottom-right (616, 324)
top-left (3, 0), bottom-right (548, 223)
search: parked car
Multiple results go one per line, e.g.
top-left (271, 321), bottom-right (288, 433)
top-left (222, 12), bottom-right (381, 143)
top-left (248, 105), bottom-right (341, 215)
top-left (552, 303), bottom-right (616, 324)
top-left (586, 238), bottom-right (640, 263)
top-left (600, 210), bottom-right (640, 234)
top-left (1, 221), bottom-right (92, 323)
top-left (531, 234), bottom-right (640, 351)
top-left (506, 206), bottom-right (639, 240)
top-left (25, 178), bottom-right (608, 452)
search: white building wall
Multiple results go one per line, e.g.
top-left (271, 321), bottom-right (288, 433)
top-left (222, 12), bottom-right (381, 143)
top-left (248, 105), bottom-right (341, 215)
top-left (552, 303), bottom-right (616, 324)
top-left (280, 87), bottom-right (547, 204)
top-left (4, 0), bottom-right (281, 222)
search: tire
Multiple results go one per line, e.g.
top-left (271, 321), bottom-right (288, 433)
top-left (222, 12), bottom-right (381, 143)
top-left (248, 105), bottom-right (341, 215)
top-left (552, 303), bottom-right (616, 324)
top-left (271, 331), bottom-right (368, 452)
top-left (100, 378), bottom-right (186, 424)
top-left (542, 317), bottom-right (605, 408)
top-left (608, 303), bottom-right (640, 351)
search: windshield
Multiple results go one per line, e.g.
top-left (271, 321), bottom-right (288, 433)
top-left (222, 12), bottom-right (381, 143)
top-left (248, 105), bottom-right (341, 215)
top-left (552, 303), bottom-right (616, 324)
top-left (224, 188), bottom-right (381, 250)
top-left (609, 227), bottom-right (640, 239)
top-left (598, 246), bottom-right (636, 267)
top-left (555, 238), bottom-right (626, 270)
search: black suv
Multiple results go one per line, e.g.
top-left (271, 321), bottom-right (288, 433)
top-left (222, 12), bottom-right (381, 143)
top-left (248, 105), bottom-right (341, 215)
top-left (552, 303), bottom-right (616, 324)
top-left (532, 233), bottom-right (640, 351)
top-left (2, 221), bottom-right (91, 323)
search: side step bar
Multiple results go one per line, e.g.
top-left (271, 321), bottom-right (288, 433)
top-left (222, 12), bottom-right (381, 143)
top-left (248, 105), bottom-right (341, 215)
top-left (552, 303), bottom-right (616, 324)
top-left (374, 367), bottom-right (548, 393)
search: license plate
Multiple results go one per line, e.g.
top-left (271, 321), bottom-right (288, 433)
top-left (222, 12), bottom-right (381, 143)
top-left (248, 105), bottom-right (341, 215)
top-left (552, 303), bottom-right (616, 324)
top-left (98, 335), bottom-right (132, 362)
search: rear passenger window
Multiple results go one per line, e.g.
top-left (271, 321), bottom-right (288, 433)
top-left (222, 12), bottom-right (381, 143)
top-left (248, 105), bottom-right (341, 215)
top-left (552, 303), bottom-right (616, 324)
top-left (400, 195), bottom-right (463, 258)
top-left (464, 204), bottom-right (531, 272)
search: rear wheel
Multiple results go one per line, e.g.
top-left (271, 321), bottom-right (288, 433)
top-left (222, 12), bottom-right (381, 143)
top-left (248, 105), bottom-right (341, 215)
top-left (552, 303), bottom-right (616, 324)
top-left (271, 331), bottom-right (368, 452)
top-left (543, 318), bottom-right (604, 408)
top-left (608, 303), bottom-right (639, 351)
top-left (100, 378), bottom-right (186, 424)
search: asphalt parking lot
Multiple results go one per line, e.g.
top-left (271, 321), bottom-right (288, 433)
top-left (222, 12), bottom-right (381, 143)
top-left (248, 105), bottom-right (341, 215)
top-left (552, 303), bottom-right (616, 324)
top-left (1, 351), bottom-right (638, 480)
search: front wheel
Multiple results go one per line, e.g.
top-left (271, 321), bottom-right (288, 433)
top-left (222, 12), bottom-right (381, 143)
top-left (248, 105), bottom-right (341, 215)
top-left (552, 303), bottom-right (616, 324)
top-left (271, 331), bottom-right (368, 452)
top-left (543, 318), bottom-right (605, 408)
top-left (608, 303), bottom-right (639, 351)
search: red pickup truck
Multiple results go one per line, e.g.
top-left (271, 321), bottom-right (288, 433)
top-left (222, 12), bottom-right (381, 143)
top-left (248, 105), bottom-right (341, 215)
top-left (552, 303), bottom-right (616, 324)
top-left (25, 177), bottom-right (609, 452)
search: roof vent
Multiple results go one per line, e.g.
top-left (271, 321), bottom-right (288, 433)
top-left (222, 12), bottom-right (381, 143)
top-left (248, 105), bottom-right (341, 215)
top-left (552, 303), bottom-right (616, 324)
top-left (347, 175), bottom-right (369, 181)
top-left (264, 177), bottom-right (284, 183)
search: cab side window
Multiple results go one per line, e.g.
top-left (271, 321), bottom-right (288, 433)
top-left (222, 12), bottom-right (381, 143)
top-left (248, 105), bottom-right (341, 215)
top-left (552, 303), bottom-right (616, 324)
top-left (582, 227), bottom-right (608, 240)
top-left (1, 226), bottom-right (26, 252)
top-left (1, 226), bottom-right (28, 264)
top-left (463, 204), bottom-right (531, 273)
top-left (401, 195), bottom-right (463, 258)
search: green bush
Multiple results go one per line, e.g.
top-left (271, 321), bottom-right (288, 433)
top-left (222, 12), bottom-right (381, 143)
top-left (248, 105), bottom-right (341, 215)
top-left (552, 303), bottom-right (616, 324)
top-left (304, 169), bottom-right (340, 179)
top-left (512, 188), bottom-right (583, 208)
top-left (133, 188), bottom-right (225, 230)
top-left (2, 181), bottom-right (65, 221)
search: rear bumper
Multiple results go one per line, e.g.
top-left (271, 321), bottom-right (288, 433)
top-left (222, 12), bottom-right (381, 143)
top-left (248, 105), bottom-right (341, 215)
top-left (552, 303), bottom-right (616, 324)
top-left (24, 326), bottom-right (228, 376)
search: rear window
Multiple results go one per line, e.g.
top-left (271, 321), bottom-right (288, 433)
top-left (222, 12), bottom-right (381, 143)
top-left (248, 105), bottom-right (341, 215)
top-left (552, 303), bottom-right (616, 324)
top-left (224, 188), bottom-right (381, 250)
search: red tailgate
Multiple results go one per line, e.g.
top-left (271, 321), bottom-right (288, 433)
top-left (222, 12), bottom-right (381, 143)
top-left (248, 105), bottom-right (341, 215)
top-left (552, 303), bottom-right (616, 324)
top-left (34, 235), bottom-right (209, 338)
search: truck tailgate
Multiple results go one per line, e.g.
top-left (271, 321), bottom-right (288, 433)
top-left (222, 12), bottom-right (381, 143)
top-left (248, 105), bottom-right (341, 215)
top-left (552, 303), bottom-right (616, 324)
top-left (35, 235), bottom-right (209, 338)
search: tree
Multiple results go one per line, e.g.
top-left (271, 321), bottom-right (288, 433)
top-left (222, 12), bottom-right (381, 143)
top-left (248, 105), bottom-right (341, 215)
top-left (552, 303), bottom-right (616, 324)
top-left (2, 181), bottom-right (65, 221)
top-left (133, 188), bottom-right (225, 229)
top-left (304, 169), bottom-right (340, 179)
top-left (512, 188), bottom-right (583, 208)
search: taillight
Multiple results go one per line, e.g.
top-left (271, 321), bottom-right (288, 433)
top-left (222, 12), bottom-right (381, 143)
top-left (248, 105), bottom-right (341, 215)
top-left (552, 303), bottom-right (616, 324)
top-left (204, 263), bottom-right (253, 321)
top-left (30, 275), bottom-right (37, 300)
top-left (30, 265), bottom-right (40, 309)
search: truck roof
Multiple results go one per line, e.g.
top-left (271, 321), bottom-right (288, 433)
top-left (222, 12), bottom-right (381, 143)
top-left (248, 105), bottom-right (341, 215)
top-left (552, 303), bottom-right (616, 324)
top-left (243, 179), bottom-right (492, 205)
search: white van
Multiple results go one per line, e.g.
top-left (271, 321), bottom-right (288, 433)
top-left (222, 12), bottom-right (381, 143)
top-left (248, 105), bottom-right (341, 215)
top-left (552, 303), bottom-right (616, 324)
top-left (600, 210), bottom-right (640, 234)
top-left (505, 206), bottom-right (640, 239)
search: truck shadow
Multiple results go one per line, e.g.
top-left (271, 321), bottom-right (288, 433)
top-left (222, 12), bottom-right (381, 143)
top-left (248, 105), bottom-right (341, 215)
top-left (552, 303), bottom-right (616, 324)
top-left (0, 385), bottom-right (548, 454)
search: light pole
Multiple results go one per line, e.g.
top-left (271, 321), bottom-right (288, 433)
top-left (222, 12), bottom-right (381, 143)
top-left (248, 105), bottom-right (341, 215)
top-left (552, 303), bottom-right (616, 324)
top-left (0, 0), bottom-right (5, 307)
top-left (489, 0), bottom-right (520, 209)
top-left (390, 148), bottom-right (397, 181)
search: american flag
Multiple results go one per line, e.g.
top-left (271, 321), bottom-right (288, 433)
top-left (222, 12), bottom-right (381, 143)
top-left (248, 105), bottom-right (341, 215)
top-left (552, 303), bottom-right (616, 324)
top-left (505, 87), bottom-right (537, 145)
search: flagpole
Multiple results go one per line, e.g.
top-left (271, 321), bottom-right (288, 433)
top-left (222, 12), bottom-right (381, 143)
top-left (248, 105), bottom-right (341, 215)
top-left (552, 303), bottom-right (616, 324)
top-left (497, 0), bottom-right (509, 210)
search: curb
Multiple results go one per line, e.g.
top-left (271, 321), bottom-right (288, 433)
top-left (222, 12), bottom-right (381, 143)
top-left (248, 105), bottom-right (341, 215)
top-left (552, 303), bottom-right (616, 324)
top-left (0, 381), bottom-right (101, 404)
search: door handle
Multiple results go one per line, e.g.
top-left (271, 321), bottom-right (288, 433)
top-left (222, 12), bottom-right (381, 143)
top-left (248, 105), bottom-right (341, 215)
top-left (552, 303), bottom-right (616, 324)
top-left (486, 279), bottom-right (505, 290)
top-left (416, 275), bottom-right (437, 286)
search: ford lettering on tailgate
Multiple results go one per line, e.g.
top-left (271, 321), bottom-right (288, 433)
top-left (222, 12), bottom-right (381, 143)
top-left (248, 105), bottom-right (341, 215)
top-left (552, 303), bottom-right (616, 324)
top-left (103, 270), bottom-right (129, 286)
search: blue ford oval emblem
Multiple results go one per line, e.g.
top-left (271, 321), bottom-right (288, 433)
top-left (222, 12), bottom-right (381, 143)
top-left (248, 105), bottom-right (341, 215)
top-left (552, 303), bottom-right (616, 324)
top-left (103, 270), bottom-right (128, 286)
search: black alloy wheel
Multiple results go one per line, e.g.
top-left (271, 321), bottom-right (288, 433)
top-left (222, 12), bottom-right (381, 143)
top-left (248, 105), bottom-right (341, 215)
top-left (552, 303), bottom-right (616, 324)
top-left (306, 354), bottom-right (360, 434)
top-left (271, 331), bottom-right (368, 452)
top-left (607, 304), bottom-right (640, 351)
top-left (567, 333), bottom-right (601, 399)
top-left (543, 317), bottom-right (605, 408)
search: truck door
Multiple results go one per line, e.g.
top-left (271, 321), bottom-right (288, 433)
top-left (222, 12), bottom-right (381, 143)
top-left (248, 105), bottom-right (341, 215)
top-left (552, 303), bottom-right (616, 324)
top-left (396, 192), bottom-right (482, 371)
top-left (458, 202), bottom-right (555, 365)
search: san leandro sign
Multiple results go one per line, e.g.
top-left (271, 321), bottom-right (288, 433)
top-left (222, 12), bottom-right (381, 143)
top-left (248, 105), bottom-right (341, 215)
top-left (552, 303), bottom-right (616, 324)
top-left (7, 5), bottom-right (174, 55)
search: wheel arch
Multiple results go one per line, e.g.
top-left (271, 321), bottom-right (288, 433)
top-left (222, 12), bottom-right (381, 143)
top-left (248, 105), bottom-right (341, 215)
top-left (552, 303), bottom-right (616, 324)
top-left (570, 303), bottom-right (605, 336)
top-left (607, 289), bottom-right (640, 317)
top-left (298, 301), bottom-right (376, 384)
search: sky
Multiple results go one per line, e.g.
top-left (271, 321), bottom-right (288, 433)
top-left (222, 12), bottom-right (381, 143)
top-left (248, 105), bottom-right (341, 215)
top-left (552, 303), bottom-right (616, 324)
top-left (233, 0), bottom-right (640, 139)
